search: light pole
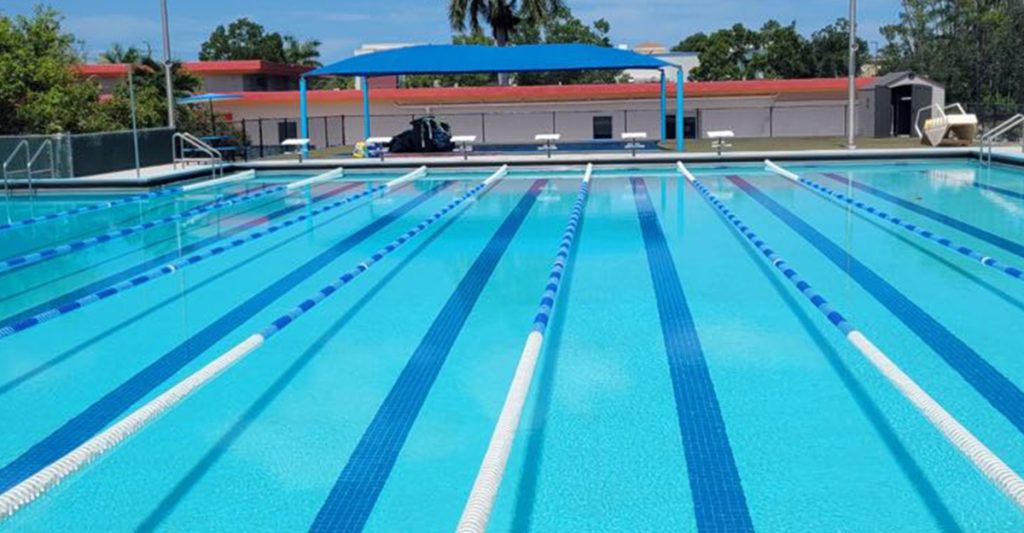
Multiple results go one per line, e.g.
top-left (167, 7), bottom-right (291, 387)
top-left (128, 67), bottom-right (141, 177)
top-left (160, 0), bottom-right (175, 129)
top-left (847, 0), bottom-right (858, 149)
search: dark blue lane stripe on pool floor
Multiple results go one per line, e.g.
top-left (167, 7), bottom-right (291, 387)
top-left (309, 179), bottom-right (545, 532)
top-left (0, 182), bottom-right (360, 326)
top-left (631, 178), bottom-right (754, 533)
top-left (820, 172), bottom-right (1024, 260)
top-left (973, 180), bottom-right (1024, 202)
top-left (731, 175), bottom-right (1024, 435)
top-left (0, 182), bottom-right (450, 493)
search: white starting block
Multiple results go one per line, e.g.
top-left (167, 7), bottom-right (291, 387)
top-left (707, 130), bottom-right (735, 155)
top-left (366, 136), bottom-right (393, 161)
top-left (281, 138), bottom-right (310, 162)
top-left (622, 132), bottom-right (647, 157)
top-left (535, 133), bottom-right (561, 158)
top-left (452, 135), bottom-right (477, 160)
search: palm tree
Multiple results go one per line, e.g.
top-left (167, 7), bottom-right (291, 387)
top-left (283, 36), bottom-right (323, 67)
top-left (448, 0), bottom-right (565, 84)
top-left (98, 43), bottom-right (152, 64)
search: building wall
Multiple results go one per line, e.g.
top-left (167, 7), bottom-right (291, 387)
top-left (219, 91), bottom-right (903, 148)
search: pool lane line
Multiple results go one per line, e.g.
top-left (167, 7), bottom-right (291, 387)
top-left (0, 181), bottom-right (358, 327)
top-left (679, 163), bottom-right (1024, 513)
top-left (0, 184), bottom-right (374, 398)
top-left (0, 169), bottom-right (509, 521)
top-left (310, 177), bottom-right (541, 533)
top-left (766, 161), bottom-right (1024, 282)
top-left (0, 180), bottom-right (453, 503)
top-left (0, 170), bottom-right (255, 235)
top-left (819, 172), bottom-right (1024, 261)
top-left (137, 177), bottom-right (473, 532)
top-left (632, 176), bottom-right (755, 533)
top-left (0, 182), bottom-right (289, 276)
top-left (728, 173), bottom-right (1024, 437)
top-left (458, 164), bottom-right (591, 533)
top-left (0, 170), bottom-right (430, 340)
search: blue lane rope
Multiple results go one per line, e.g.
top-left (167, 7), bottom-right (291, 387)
top-left (0, 184), bottom-right (288, 275)
top-left (0, 184), bottom-right (389, 339)
top-left (681, 165), bottom-right (1024, 515)
top-left (0, 188), bottom-right (181, 234)
top-left (768, 162), bottom-right (1024, 281)
top-left (258, 180), bottom-right (492, 340)
top-left (531, 181), bottom-right (588, 333)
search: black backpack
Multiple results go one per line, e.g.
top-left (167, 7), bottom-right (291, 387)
top-left (390, 116), bottom-right (455, 153)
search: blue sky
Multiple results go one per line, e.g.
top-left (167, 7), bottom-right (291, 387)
top-left (1, 1), bottom-right (902, 63)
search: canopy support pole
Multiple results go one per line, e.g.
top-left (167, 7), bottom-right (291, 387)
top-left (660, 70), bottom-right (667, 142)
top-left (362, 77), bottom-right (371, 140)
top-left (299, 77), bottom-right (309, 158)
top-left (675, 67), bottom-right (684, 152)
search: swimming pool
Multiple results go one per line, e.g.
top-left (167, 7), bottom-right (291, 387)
top-left (1, 159), bottom-right (1023, 531)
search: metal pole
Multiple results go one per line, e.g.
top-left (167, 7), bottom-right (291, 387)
top-left (128, 68), bottom-right (141, 178)
top-left (160, 0), bottom-right (175, 129)
top-left (258, 118), bottom-right (264, 158)
top-left (362, 76), bottom-right (371, 140)
top-left (676, 67), bottom-right (684, 152)
top-left (299, 76), bottom-right (309, 158)
top-left (660, 70), bottom-right (667, 141)
top-left (847, 0), bottom-right (858, 149)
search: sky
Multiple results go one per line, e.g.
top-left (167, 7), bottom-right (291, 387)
top-left (1, 1), bottom-right (903, 63)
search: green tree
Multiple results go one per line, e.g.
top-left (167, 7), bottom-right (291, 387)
top-left (448, 0), bottom-right (565, 84)
top-left (0, 6), bottom-right (110, 133)
top-left (808, 18), bottom-right (868, 78)
top-left (675, 18), bottom-right (867, 81)
top-left (879, 0), bottom-right (1024, 106)
top-left (200, 18), bottom-right (320, 66)
top-left (98, 43), bottom-right (202, 130)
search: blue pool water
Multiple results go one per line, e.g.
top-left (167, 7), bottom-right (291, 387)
top-left (1, 159), bottom-right (1024, 531)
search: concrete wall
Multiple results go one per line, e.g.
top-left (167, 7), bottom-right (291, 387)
top-left (219, 92), bottom-right (899, 148)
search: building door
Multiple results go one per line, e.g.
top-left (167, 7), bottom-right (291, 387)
top-left (665, 115), bottom-right (697, 140)
top-left (891, 85), bottom-right (914, 136)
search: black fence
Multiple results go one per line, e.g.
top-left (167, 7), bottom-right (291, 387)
top-left (69, 127), bottom-right (174, 176)
top-left (968, 102), bottom-right (1024, 140)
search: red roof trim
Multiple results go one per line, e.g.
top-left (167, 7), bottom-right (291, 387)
top-left (225, 77), bottom-right (877, 105)
top-left (75, 60), bottom-right (312, 78)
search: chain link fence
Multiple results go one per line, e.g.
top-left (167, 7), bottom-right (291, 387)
top-left (0, 127), bottom-right (174, 179)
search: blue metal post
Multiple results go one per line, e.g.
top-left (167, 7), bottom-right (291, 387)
top-left (299, 76), bottom-right (309, 157)
top-left (659, 70), bottom-right (667, 141)
top-left (362, 76), bottom-right (371, 140)
top-left (675, 67), bottom-right (684, 152)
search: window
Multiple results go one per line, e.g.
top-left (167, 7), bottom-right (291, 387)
top-left (665, 115), bottom-right (698, 140)
top-left (593, 116), bottom-right (613, 140)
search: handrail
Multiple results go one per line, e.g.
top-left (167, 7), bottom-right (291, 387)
top-left (172, 132), bottom-right (223, 177)
top-left (26, 140), bottom-right (56, 194)
top-left (979, 114), bottom-right (1024, 166)
top-left (2, 140), bottom-right (30, 199)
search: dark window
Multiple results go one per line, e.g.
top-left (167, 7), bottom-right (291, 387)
top-left (593, 116), bottom-right (613, 139)
top-left (278, 120), bottom-right (297, 142)
top-left (665, 115), bottom-right (698, 140)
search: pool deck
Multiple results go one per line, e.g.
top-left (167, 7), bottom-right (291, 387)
top-left (5, 145), bottom-right (1022, 193)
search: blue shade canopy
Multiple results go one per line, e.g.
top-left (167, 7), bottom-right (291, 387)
top-left (306, 44), bottom-right (671, 77)
top-left (176, 93), bottom-right (243, 104)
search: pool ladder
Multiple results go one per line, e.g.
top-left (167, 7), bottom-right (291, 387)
top-left (979, 114), bottom-right (1024, 166)
top-left (172, 132), bottom-right (223, 177)
top-left (2, 140), bottom-right (56, 198)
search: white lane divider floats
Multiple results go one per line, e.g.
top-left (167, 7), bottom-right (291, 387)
top-left (678, 161), bottom-right (1024, 513)
top-left (286, 167), bottom-right (345, 191)
top-left (0, 168), bottom-right (431, 339)
top-left (765, 160), bottom-right (1024, 282)
top-left (179, 169), bottom-right (256, 192)
top-left (0, 166), bottom-right (506, 521)
top-left (0, 170), bottom-right (256, 235)
top-left (457, 163), bottom-right (592, 533)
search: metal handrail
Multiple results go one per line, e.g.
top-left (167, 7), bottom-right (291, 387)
top-left (914, 103), bottom-right (968, 139)
top-left (172, 132), bottom-right (223, 177)
top-left (26, 140), bottom-right (56, 194)
top-left (980, 114), bottom-right (1024, 165)
top-left (2, 140), bottom-right (30, 198)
